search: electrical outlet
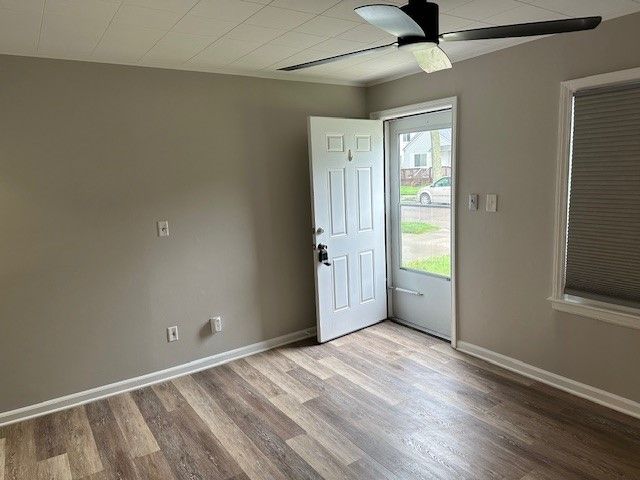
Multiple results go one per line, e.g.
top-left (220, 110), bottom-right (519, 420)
top-left (167, 326), bottom-right (179, 342)
top-left (210, 316), bottom-right (222, 333)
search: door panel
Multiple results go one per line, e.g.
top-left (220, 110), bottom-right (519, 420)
top-left (332, 255), bottom-right (350, 311)
top-left (308, 117), bottom-right (386, 343)
top-left (329, 169), bottom-right (347, 236)
top-left (359, 250), bottom-right (375, 303)
top-left (357, 167), bottom-right (373, 231)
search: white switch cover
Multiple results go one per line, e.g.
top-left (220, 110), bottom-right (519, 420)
top-left (167, 326), bottom-right (179, 342)
top-left (468, 194), bottom-right (479, 211)
top-left (157, 220), bottom-right (169, 237)
top-left (486, 194), bottom-right (498, 212)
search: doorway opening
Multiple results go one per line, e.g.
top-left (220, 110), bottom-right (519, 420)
top-left (307, 98), bottom-right (456, 345)
top-left (373, 99), bottom-right (457, 343)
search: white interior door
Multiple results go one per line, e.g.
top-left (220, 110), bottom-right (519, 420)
top-left (388, 110), bottom-right (454, 339)
top-left (308, 116), bottom-right (387, 343)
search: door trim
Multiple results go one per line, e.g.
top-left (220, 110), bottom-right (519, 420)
top-left (371, 97), bottom-right (458, 348)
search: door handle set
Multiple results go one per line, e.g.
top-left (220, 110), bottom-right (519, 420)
top-left (314, 227), bottom-right (331, 266)
top-left (316, 243), bottom-right (332, 266)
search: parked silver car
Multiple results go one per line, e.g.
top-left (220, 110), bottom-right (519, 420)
top-left (417, 176), bottom-right (451, 205)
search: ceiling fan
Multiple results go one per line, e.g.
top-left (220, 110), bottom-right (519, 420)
top-left (279, 0), bottom-right (601, 73)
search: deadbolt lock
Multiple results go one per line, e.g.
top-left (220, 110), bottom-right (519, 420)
top-left (317, 243), bottom-right (331, 266)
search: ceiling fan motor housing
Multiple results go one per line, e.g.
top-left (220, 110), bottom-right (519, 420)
top-left (399, 0), bottom-right (440, 46)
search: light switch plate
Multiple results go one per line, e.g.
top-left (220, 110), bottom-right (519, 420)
top-left (157, 220), bottom-right (169, 237)
top-left (486, 194), bottom-right (498, 212)
top-left (468, 194), bottom-right (479, 211)
top-left (167, 326), bottom-right (178, 342)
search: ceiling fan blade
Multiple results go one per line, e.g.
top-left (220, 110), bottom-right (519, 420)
top-left (440, 16), bottom-right (601, 42)
top-left (413, 45), bottom-right (452, 74)
top-left (278, 42), bottom-right (397, 71)
top-left (354, 4), bottom-right (424, 38)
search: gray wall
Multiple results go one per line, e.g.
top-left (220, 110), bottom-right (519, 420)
top-left (3, 11), bottom-right (639, 414)
top-left (367, 12), bottom-right (640, 402)
top-left (0, 55), bottom-right (366, 412)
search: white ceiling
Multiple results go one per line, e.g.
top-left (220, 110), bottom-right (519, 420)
top-left (1, 0), bottom-right (639, 85)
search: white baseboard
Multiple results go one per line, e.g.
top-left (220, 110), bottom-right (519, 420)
top-left (456, 341), bottom-right (640, 420)
top-left (0, 327), bottom-right (316, 427)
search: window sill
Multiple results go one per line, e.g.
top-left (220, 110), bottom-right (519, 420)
top-left (549, 295), bottom-right (640, 330)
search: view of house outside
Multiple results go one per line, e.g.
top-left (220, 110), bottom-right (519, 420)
top-left (398, 128), bottom-right (452, 277)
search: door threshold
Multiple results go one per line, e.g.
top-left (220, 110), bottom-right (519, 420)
top-left (390, 317), bottom-right (451, 342)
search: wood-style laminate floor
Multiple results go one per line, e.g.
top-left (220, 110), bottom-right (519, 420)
top-left (2, 321), bottom-right (640, 479)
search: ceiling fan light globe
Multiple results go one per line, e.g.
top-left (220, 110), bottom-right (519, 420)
top-left (412, 45), bottom-right (452, 73)
top-left (398, 41), bottom-right (437, 52)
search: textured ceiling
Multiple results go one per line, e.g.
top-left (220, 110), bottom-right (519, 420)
top-left (1, 0), bottom-right (639, 85)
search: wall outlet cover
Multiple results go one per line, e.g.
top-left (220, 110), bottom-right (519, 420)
top-left (210, 316), bottom-right (222, 333)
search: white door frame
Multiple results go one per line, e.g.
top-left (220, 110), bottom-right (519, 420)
top-left (371, 97), bottom-right (458, 348)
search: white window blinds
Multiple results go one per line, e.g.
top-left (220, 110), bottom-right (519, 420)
top-left (564, 82), bottom-right (640, 307)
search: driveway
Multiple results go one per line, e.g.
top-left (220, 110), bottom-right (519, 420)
top-left (400, 204), bottom-right (451, 264)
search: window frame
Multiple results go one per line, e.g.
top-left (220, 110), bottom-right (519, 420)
top-left (549, 67), bottom-right (640, 330)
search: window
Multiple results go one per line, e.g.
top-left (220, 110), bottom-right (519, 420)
top-left (551, 68), bottom-right (640, 330)
top-left (414, 153), bottom-right (428, 167)
top-left (398, 125), bottom-right (452, 278)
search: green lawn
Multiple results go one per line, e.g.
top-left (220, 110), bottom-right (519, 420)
top-left (400, 186), bottom-right (421, 196)
top-left (401, 221), bottom-right (440, 234)
top-left (405, 255), bottom-right (451, 277)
